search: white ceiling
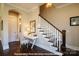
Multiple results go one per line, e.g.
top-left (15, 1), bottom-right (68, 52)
top-left (53, 3), bottom-right (71, 8)
top-left (8, 3), bottom-right (71, 12)
top-left (9, 3), bottom-right (43, 10)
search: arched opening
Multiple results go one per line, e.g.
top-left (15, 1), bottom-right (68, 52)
top-left (8, 10), bottom-right (21, 42)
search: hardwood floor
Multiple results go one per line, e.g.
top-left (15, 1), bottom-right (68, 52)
top-left (8, 41), bottom-right (21, 55)
top-left (63, 48), bottom-right (79, 56)
top-left (0, 41), bottom-right (79, 56)
top-left (3, 41), bottom-right (57, 56)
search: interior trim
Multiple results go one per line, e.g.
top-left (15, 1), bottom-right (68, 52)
top-left (66, 44), bottom-right (79, 51)
top-left (9, 41), bottom-right (20, 45)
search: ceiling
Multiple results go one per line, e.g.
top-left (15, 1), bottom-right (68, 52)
top-left (8, 3), bottom-right (71, 12)
top-left (9, 3), bottom-right (43, 11)
top-left (53, 3), bottom-right (71, 8)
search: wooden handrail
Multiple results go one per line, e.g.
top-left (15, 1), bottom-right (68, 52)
top-left (39, 14), bottom-right (62, 33)
top-left (39, 14), bottom-right (66, 52)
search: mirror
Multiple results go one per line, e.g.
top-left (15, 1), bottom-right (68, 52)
top-left (30, 20), bottom-right (36, 33)
top-left (70, 16), bottom-right (79, 26)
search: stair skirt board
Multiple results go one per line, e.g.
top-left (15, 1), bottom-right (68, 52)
top-left (35, 43), bottom-right (63, 56)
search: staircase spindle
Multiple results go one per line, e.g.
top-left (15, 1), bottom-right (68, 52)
top-left (39, 15), bottom-right (66, 52)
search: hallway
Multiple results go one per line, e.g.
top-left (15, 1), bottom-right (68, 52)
top-left (0, 41), bottom-right (79, 56)
top-left (3, 41), bottom-right (56, 56)
top-left (0, 3), bottom-right (79, 56)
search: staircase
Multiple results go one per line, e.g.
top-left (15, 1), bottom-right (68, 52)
top-left (35, 14), bottom-right (66, 55)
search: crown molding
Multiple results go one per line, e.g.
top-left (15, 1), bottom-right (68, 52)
top-left (66, 44), bottom-right (79, 51)
top-left (6, 3), bottom-right (40, 13)
top-left (54, 3), bottom-right (72, 8)
top-left (6, 4), bottom-right (30, 13)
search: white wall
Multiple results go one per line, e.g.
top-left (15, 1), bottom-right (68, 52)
top-left (28, 7), bottom-right (39, 34)
top-left (0, 4), bottom-right (30, 50)
top-left (0, 4), bottom-right (9, 50)
top-left (40, 4), bottom-right (79, 50)
top-left (0, 3), bottom-right (60, 53)
top-left (0, 3), bottom-right (40, 50)
top-left (0, 4), bottom-right (1, 40)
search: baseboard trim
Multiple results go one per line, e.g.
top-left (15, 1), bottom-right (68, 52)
top-left (9, 41), bottom-right (20, 44)
top-left (3, 41), bottom-right (20, 50)
top-left (66, 44), bottom-right (79, 51)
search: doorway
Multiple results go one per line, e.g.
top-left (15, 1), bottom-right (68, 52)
top-left (8, 10), bottom-right (20, 42)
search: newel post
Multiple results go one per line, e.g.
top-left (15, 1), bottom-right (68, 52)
top-left (61, 30), bottom-right (66, 52)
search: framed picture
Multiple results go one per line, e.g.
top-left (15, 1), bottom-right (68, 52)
top-left (70, 16), bottom-right (79, 26)
top-left (1, 20), bottom-right (3, 30)
top-left (0, 17), bottom-right (3, 31)
top-left (30, 20), bottom-right (36, 33)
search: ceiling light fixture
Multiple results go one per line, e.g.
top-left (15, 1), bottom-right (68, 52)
top-left (46, 3), bottom-right (52, 8)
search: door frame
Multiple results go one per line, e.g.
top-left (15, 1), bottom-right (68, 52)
top-left (8, 10), bottom-right (21, 42)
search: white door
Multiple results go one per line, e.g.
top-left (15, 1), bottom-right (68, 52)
top-left (8, 14), bottom-right (18, 42)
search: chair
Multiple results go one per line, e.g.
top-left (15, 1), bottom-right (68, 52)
top-left (19, 32), bottom-right (38, 49)
top-left (18, 33), bottom-right (30, 48)
top-left (30, 34), bottom-right (38, 49)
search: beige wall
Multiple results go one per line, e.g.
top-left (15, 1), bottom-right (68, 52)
top-left (40, 4), bottom-right (79, 50)
top-left (0, 4), bottom-right (1, 38)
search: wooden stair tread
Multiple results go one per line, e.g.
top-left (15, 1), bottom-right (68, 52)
top-left (45, 37), bottom-right (51, 39)
top-left (38, 28), bottom-right (44, 29)
top-left (39, 30), bottom-right (44, 32)
top-left (51, 45), bottom-right (58, 48)
top-left (48, 40), bottom-right (54, 43)
top-left (42, 33), bottom-right (47, 35)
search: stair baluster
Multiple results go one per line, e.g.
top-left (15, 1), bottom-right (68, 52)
top-left (39, 14), bottom-right (66, 52)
